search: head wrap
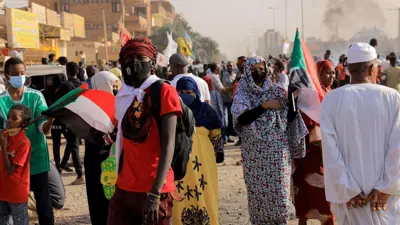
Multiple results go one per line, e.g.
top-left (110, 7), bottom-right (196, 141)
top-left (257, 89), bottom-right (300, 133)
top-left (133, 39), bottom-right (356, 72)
top-left (176, 77), bottom-right (221, 130)
top-left (231, 56), bottom-right (308, 157)
top-left (176, 76), bottom-right (200, 97)
top-left (91, 71), bottom-right (119, 94)
top-left (316, 60), bottom-right (333, 76)
top-left (119, 37), bottom-right (157, 62)
top-left (231, 56), bottom-right (287, 141)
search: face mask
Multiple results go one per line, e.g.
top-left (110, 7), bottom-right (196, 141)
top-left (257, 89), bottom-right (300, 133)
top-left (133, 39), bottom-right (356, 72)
top-left (113, 89), bottom-right (118, 96)
top-left (122, 59), bottom-right (152, 87)
top-left (252, 71), bottom-right (266, 84)
top-left (179, 93), bottom-right (196, 106)
top-left (9, 75), bottom-right (26, 88)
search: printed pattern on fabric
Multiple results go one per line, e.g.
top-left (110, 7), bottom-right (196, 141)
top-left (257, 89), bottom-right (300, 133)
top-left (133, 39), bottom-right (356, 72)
top-left (172, 127), bottom-right (219, 225)
top-left (241, 128), bottom-right (294, 225)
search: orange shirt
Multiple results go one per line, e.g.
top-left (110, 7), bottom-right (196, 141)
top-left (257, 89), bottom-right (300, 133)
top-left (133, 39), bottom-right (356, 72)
top-left (117, 83), bottom-right (182, 193)
top-left (0, 131), bottom-right (31, 203)
top-left (336, 64), bottom-right (345, 81)
top-left (202, 75), bottom-right (212, 91)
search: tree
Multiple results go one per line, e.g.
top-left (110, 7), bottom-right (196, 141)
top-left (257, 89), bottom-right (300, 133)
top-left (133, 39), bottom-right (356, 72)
top-left (151, 15), bottom-right (220, 63)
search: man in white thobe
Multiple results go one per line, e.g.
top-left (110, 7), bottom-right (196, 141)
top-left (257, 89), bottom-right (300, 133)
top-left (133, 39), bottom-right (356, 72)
top-left (169, 53), bottom-right (211, 104)
top-left (321, 42), bottom-right (400, 225)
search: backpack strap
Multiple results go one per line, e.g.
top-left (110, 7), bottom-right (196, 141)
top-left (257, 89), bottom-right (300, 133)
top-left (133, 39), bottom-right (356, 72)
top-left (150, 79), bottom-right (168, 131)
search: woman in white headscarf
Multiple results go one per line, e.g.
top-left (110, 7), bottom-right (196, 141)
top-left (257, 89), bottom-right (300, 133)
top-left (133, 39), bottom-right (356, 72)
top-left (91, 71), bottom-right (120, 95)
top-left (85, 71), bottom-right (119, 225)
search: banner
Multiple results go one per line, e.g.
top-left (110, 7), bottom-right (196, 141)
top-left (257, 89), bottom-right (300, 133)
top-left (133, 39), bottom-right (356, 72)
top-left (156, 53), bottom-right (168, 67)
top-left (184, 31), bottom-right (193, 51)
top-left (163, 31), bottom-right (178, 59)
top-left (73, 14), bottom-right (85, 38)
top-left (118, 22), bottom-right (132, 46)
top-left (6, 8), bottom-right (39, 49)
top-left (178, 37), bottom-right (192, 57)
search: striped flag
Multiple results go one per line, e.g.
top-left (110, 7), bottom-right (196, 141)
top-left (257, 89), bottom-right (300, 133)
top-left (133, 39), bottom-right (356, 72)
top-left (289, 29), bottom-right (325, 123)
top-left (43, 83), bottom-right (117, 145)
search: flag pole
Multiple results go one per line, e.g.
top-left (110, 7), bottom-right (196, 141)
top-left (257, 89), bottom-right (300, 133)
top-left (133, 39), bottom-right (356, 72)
top-left (121, 0), bottom-right (126, 25)
top-left (301, 0), bottom-right (305, 39)
top-left (102, 10), bottom-right (109, 62)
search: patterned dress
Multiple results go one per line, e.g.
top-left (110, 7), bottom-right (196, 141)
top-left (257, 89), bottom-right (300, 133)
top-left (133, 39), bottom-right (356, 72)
top-left (241, 126), bottom-right (295, 224)
top-left (232, 57), bottom-right (308, 225)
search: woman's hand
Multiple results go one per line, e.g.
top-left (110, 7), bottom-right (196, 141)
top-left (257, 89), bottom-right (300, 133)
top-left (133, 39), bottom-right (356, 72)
top-left (261, 99), bottom-right (281, 110)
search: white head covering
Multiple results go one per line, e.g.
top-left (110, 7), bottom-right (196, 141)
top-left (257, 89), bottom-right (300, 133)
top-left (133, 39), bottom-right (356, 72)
top-left (91, 71), bottom-right (119, 94)
top-left (347, 42), bottom-right (377, 64)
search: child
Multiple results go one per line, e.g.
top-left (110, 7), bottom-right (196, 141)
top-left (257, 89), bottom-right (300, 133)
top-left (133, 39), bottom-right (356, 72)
top-left (0, 104), bottom-right (32, 225)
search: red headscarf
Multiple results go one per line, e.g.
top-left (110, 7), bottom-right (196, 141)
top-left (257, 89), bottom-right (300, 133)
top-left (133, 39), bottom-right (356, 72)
top-left (119, 37), bottom-right (157, 62)
top-left (316, 60), bottom-right (333, 76)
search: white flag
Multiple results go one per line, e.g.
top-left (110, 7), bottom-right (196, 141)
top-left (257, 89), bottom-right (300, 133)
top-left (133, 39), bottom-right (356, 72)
top-left (283, 41), bottom-right (290, 55)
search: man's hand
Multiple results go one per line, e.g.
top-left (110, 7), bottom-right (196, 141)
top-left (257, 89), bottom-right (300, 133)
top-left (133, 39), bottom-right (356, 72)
top-left (142, 196), bottom-right (160, 225)
top-left (347, 193), bottom-right (369, 209)
top-left (369, 189), bottom-right (390, 211)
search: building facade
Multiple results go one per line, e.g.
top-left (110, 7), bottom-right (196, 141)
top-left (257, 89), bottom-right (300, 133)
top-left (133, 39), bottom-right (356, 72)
top-left (151, 0), bottom-right (175, 28)
top-left (258, 29), bottom-right (284, 58)
top-left (33, 0), bottom-right (152, 41)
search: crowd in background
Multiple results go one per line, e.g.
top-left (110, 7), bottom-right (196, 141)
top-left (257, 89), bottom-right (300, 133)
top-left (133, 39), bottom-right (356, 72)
top-left (1, 35), bottom-right (400, 225)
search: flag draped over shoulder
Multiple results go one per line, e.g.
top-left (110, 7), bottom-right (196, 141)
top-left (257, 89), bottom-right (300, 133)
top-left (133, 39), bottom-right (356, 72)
top-left (289, 29), bottom-right (325, 123)
top-left (43, 83), bottom-right (117, 145)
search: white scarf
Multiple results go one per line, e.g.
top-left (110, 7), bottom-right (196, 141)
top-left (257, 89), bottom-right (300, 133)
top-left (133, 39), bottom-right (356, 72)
top-left (114, 75), bottom-right (160, 174)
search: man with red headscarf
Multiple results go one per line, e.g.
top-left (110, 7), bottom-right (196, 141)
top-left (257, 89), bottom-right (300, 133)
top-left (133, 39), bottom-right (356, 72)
top-left (108, 37), bottom-right (182, 225)
top-left (293, 60), bottom-right (335, 225)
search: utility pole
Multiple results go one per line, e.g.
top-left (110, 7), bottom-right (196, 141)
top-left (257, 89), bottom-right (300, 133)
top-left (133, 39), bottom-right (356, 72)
top-left (388, 7), bottom-right (400, 42)
top-left (121, 0), bottom-right (126, 25)
top-left (285, 0), bottom-right (288, 39)
top-left (301, 0), bottom-right (305, 39)
top-left (269, 7), bottom-right (279, 31)
top-left (102, 10), bottom-right (109, 62)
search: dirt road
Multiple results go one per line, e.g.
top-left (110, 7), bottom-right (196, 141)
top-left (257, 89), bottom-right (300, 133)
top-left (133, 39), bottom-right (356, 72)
top-left (46, 141), bottom-right (319, 225)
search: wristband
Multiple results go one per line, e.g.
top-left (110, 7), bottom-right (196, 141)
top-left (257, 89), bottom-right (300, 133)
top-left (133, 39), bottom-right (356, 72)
top-left (147, 192), bottom-right (161, 199)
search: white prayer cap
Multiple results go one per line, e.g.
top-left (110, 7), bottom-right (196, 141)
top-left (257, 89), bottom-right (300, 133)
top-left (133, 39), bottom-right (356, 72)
top-left (347, 42), bottom-right (377, 64)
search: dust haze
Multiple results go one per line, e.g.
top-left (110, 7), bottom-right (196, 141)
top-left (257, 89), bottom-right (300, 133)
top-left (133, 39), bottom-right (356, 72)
top-left (323, 0), bottom-right (385, 39)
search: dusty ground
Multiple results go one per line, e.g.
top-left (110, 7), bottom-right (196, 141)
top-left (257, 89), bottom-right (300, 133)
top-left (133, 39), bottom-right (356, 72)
top-left (44, 140), bottom-right (320, 225)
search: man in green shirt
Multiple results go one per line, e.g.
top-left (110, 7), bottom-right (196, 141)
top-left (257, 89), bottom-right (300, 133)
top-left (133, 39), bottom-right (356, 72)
top-left (0, 57), bottom-right (55, 225)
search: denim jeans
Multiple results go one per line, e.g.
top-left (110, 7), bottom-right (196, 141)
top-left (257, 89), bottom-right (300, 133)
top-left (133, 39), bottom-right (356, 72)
top-left (0, 201), bottom-right (29, 225)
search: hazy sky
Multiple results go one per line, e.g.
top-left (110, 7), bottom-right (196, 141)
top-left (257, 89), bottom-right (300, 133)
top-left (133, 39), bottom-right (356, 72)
top-left (170, 0), bottom-right (399, 59)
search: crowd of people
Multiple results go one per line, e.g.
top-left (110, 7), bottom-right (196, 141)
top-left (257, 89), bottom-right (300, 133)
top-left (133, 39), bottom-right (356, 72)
top-left (0, 35), bottom-right (400, 225)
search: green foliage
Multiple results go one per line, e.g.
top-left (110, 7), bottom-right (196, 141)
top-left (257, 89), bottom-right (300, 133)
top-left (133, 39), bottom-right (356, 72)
top-left (151, 15), bottom-right (220, 63)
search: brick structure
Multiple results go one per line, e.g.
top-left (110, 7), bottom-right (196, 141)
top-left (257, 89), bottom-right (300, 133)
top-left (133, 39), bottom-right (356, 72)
top-left (151, 0), bottom-right (176, 28)
top-left (31, 0), bottom-right (152, 41)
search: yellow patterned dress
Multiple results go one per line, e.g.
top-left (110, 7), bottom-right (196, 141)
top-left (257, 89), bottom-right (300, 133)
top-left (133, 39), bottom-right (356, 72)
top-left (172, 127), bottom-right (222, 225)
